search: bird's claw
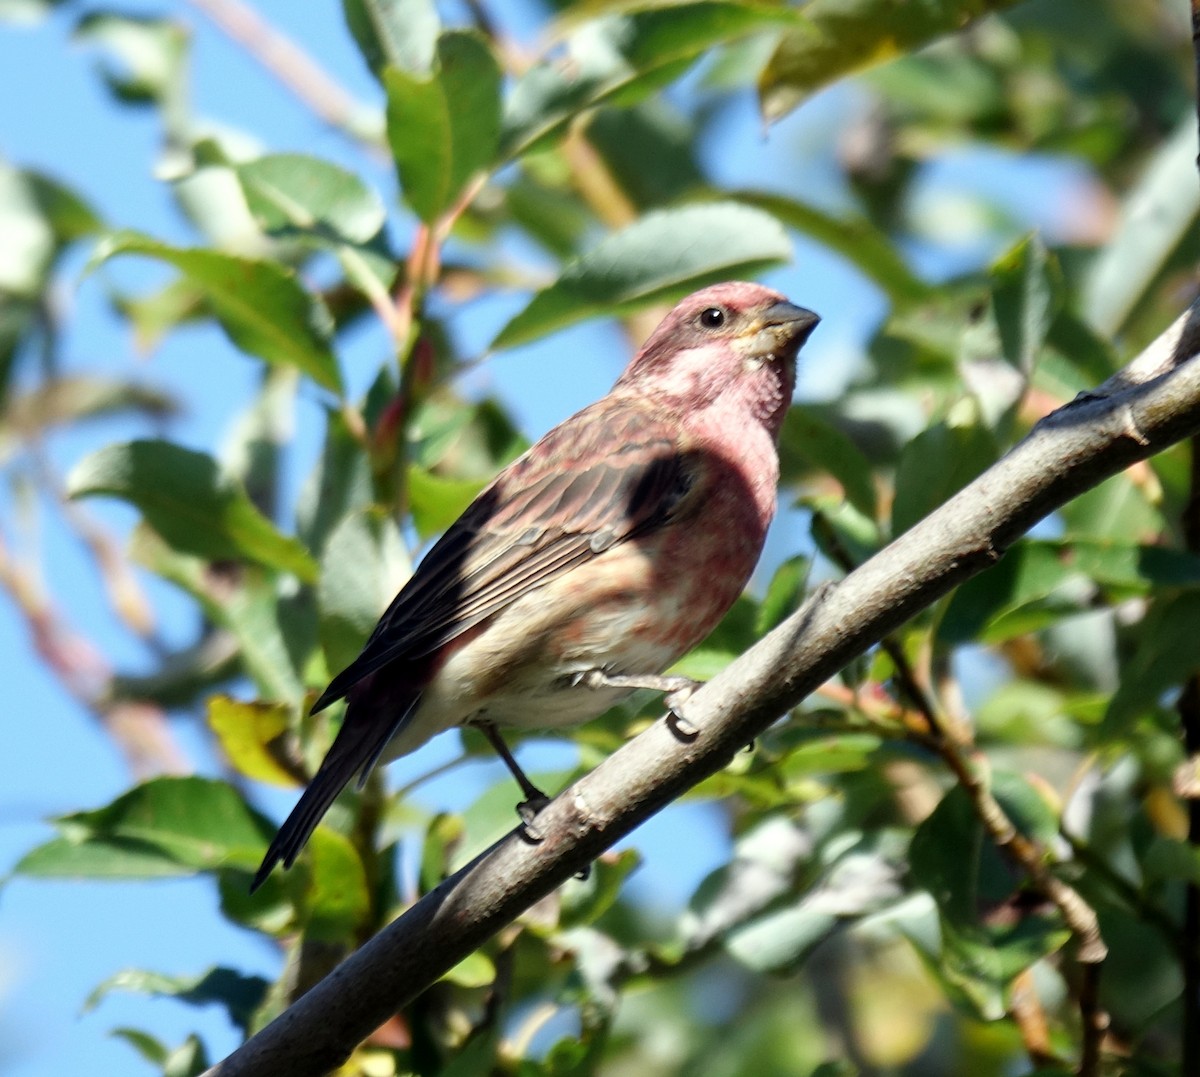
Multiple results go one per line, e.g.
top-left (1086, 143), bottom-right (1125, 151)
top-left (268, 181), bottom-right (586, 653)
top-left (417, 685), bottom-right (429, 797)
top-left (517, 793), bottom-right (551, 843)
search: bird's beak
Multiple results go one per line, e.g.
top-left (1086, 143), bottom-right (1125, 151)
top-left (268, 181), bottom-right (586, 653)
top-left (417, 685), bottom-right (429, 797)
top-left (744, 300), bottom-right (821, 362)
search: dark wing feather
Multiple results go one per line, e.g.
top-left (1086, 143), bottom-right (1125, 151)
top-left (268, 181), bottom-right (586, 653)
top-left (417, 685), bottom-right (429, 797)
top-left (311, 401), bottom-right (698, 713)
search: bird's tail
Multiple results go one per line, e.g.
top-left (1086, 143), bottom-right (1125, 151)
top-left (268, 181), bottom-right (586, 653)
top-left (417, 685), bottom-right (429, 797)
top-left (250, 682), bottom-right (420, 892)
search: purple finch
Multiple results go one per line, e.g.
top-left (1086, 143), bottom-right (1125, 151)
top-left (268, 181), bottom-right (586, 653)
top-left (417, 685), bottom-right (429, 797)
top-left (253, 282), bottom-right (819, 890)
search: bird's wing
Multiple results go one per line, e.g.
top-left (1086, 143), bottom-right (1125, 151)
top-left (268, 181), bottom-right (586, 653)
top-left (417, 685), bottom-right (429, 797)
top-left (312, 401), bottom-right (700, 712)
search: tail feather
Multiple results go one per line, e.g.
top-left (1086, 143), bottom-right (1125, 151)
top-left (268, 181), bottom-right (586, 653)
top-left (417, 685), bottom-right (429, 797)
top-left (251, 685), bottom-right (420, 892)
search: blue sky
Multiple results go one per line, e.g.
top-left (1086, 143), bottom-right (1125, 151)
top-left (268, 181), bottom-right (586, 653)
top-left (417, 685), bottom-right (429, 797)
top-left (0, 3), bottom-right (1094, 1073)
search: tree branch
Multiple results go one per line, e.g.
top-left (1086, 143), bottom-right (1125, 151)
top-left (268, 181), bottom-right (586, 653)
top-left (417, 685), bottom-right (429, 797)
top-left (204, 302), bottom-right (1200, 1077)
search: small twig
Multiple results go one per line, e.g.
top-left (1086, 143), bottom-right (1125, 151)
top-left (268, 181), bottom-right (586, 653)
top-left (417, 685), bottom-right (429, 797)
top-left (1010, 967), bottom-right (1061, 1067)
top-left (181, 0), bottom-right (379, 151)
top-left (817, 501), bottom-right (1110, 1072)
top-left (1178, 436), bottom-right (1200, 1074)
top-left (0, 528), bottom-right (187, 777)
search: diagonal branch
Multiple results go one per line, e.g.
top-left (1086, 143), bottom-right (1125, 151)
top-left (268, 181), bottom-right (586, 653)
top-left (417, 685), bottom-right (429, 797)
top-left (204, 302), bottom-right (1200, 1077)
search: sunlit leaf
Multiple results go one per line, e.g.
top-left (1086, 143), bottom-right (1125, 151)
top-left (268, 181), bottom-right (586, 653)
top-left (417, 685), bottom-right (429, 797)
top-left (208, 696), bottom-right (297, 787)
top-left (385, 31), bottom-right (502, 223)
top-left (343, 0), bottom-right (438, 77)
top-left (759, 0), bottom-right (1024, 122)
top-left (91, 230), bottom-right (342, 391)
top-left (14, 777), bottom-right (274, 878)
top-left (493, 202), bottom-right (791, 350)
top-left (69, 439), bottom-right (318, 581)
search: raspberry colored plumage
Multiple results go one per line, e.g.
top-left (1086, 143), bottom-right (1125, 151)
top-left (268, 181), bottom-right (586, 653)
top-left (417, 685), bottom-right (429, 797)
top-left (253, 282), bottom-right (819, 890)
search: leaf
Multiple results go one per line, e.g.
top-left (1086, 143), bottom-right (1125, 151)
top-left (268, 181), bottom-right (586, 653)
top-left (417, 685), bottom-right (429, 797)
top-left (207, 696), bottom-right (297, 787)
top-left (86, 967), bottom-right (270, 1038)
top-left (1082, 116), bottom-right (1200, 336)
top-left (907, 772), bottom-right (1067, 1019)
top-left (1106, 593), bottom-right (1200, 734)
top-left (73, 11), bottom-right (188, 107)
top-left (990, 233), bottom-right (1061, 374)
top-left (781, 405), bottom-right (876, 519)
top-left (939, 538), bottom-right (1200, 646)
top-left (343, 0), bottom-right (439, 77)
top-left (132, 527), bottom-right (307, 703)
top-left (493, 201), bottom-right (791, 350)
top-left (234, 153), bottom-right (396, 298)
top-left (910, 771), bottom-right (1056, 925)
top-left (891, 404), bottom-right (998, 537)
top-left (758, 0), bottom-right (1024, 123)
top-left (300, 828), bottom-right (371, 942)
top-left (503, 2), bottom-right (795, 160)
top-left (68, 439), bottom-right (318, 581)
top-left (385, 31), bottom-right (502, 223)
top-left (91, 230), bottom-right (342, 392)
top-left (723, 833), bottom-right (905, 973)
top-left (736, 191), bottom-right (927, 304)
top-left (318, 509), bottom-right (411, 675)
top-left (407, 463), bottom-right (488, 541)
top-left (441, 951), bottom-right (496, 988)
top-left (755, 555), bottom-right (811, 636)
top-left (295, 408), bottom-right (375, 557)
top-left (560, 849), bottom-right (641, 929)
top-left (13, 777), bottom-right (274, 878)
top-left (2, 375), bottom-right (178, 438)
top-left (236, 154), bottom-right (386, 244)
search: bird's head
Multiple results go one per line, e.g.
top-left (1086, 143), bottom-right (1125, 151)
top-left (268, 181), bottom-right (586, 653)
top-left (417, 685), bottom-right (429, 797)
top-left (615, 282), bottom-right (820, 434)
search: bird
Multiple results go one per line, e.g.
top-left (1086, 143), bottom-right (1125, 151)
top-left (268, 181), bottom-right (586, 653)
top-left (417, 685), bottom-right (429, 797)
top-left (252, 281), bottom-right (819, 891)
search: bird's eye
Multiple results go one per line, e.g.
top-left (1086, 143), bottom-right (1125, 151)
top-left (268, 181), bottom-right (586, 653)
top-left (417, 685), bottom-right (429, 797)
top-left (699, 307), bottom-right (726, 329)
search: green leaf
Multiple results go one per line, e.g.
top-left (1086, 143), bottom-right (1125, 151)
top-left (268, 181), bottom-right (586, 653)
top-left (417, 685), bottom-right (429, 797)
top-left (736, 191), bottom-right (927, 305)
top-left (110, 1028), bottom-right (169, 1067)
top-left (13, 836), bottom-right (197, 879)
top-left (907, 772), bottom-right (1067, 1019)
top-left (441, 950), bottom-right (496, 988)
top-left (131, 528), bottom-right (307, 703)
top-left (343, 0), bottom-right (439, 77)
top-left (758, 0), bottom-right (1024, 123)
top-left (68, 439), bottom-right (318, 581)
top-left (407, 464), bottom-right (488, 541)
top-left (13, 777), bottom-right (274, 878)
top-left (1082, 116), bottom-right (1200, 336)
top-left (91, 230), bottom-right (342, 392)
top-left (236, 154), bottom-right (386, 244)
top-left (910, 771), bottom-right (1057, 926)
top-left (234, 153), bottom-right (396, 298)
top-left (73, 12), bottom-right (188, 108)
top-left (385, 31), bottom-right (502, 223)
top-left (300, 828), bottom-right (370, 942)
top-left (3, 375), bottom-right (178, 438)
top-left (503, 2), bottom-right (795, 160)
top-left (940, 538), bottom-right (1200, 646)
top-left (493, 201), bottom-right (791, 350)
top-left (296, 409), bottom-right (374, 558)
top-left (318, 509), bottom-right (410, 676)
top-left (781, 405), bottom-right (877, 519)
top-left (990, 233), bottom-right (1061, 374)
top-left (755, 555), bottom-right (811, 636)
top-left (86, 967), bottom-right (270, 1038)
top-left (560, 849), bottom-right (641, 929)
top-left (891, 404), bottom-right (998, 536)
top-left (1106, 592), bottom-right (1200, 734)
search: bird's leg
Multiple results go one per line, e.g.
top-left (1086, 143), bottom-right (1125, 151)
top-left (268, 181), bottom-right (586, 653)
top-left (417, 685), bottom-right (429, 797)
top-left (475, 721), bottom-right (550, 831)
top-left (582, 670), bottom-right (703, 738)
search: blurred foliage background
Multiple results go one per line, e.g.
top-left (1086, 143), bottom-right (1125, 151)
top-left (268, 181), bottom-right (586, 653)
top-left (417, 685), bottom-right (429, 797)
top-left (1, 0), bottom-right (1198, 1073)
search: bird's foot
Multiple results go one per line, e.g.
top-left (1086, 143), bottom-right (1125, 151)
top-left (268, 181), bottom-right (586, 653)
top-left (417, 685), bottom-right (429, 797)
top-left (517, 792), bottom-right (551, 842)
top-left (582, 668), bottom-right (705, 740)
